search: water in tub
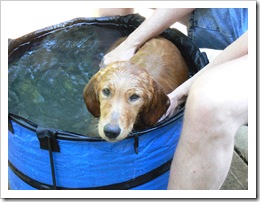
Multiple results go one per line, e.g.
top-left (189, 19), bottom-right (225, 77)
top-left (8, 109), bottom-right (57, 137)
top-left (8, 24), bottom-right (125, 136)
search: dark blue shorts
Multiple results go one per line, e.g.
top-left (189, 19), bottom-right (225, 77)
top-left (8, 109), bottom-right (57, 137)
top-left (188, 8), bottom-right (248, 50)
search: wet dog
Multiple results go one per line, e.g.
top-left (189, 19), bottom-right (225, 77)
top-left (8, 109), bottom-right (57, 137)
top-left (83, 37), bottom-right (188, 142)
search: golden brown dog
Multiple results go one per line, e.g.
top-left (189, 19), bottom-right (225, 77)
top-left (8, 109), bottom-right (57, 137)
top-left (83, 37), bottom-right (189, 142)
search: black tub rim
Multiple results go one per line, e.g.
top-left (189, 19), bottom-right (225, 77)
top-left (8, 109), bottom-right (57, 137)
top-left (8, 107), bottom-right (184, 142)
top-left (8, 14), bottom-right (208, 141)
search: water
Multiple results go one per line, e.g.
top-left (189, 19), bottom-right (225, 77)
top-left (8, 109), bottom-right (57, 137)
top-left (8, 24), bottom-right (126, 136)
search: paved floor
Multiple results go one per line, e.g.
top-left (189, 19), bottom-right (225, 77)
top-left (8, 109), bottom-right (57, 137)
top-left (221, 126), bottom-right (248, 190)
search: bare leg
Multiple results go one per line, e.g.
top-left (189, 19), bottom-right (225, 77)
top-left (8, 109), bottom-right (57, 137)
top-left (168, 55), bottom-right (248, 189)
top-left (98, 8), bottom-right (134, 17)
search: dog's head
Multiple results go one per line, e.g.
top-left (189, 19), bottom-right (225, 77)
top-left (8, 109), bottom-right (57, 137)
top-left (83, 62), bottom-right (170, 142)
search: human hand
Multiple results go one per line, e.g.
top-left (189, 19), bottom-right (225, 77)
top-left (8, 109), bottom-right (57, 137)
top-left (99, 41), bottom-right (137, 68)
top-left (164, 92), bottom-right (187, 119)
top-left (159, 79), bottom-right (191, 122)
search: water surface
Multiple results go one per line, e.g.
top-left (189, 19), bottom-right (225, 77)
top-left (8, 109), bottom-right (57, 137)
top-left (9, 24), bottom-right (126, 136)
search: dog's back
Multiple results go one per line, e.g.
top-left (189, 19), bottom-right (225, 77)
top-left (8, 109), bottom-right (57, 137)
top-left (109, 37), bottom-right (189, 94)
top-left (130, 37), bottom-right (189, 94)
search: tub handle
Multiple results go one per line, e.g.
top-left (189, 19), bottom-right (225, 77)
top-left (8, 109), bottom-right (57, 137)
top-left (36, 127), bottom-right (60, 152)
top-left (36, 126), bottom-right (60, 189)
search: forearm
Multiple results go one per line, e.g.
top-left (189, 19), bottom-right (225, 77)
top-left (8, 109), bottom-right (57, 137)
top-left (101, 8), bottom-right (195, 67)
top-left (178, 31), bottom-right (249, 92)
top-left (123, 8), bottom-right (195, 51)
top-left (193, 31), bottom-right (248, 80)
top-left (167, 31), bottom-right (248, 114)
top-left (206, 31), bottom-right (248, 67)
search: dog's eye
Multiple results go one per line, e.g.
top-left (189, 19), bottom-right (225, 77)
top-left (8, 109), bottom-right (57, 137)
top-left (129, 94), bottom-right (140, 102)
top-left (102, 88), bottom-right (110, 96)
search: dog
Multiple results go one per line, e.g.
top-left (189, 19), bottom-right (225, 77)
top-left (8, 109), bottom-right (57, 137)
top-left (83, 37), bottom-right (189, 142)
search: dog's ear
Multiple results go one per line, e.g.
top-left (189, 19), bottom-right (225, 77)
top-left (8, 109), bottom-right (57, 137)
top-left (83, 72), bottom-right (102, 118)
top-left (140, 80), bottom-right (170, 127)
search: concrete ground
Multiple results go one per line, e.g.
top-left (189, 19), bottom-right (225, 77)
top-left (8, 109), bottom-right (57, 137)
top-left (221, 126), bottom-right (248, 190)
top-left (5, 5), bottom-right (248, 190)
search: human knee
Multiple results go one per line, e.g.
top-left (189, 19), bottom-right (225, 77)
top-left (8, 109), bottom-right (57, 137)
top-left (187, 69), bottom-right (248, 127)
top-left (188, 75), bottom-right (235, 124)
top-left (188, 75), bottom-right (227, 119)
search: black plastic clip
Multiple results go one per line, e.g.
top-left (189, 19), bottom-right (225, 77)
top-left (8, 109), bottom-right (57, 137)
top-left (133, 134), bottom-right (139, 154)
top-left (128, 131), bottom-right (139, 154)
top-left (36, 126), bottom-right (59, 189)
top-left (36, 127), bottom-right (60, 152)
top-left (8, 116), bottom-right (14, 134)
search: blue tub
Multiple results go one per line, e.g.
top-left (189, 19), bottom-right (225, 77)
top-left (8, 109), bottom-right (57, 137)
top-left (8, 15), bottom-right (208, 190)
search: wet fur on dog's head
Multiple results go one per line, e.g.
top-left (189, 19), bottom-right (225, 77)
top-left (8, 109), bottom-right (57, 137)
top-left (83, 61), bottom-right (170, 142)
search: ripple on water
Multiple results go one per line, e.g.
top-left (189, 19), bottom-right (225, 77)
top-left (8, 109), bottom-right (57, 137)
top-left (9, 24), bottom-right (126, 136)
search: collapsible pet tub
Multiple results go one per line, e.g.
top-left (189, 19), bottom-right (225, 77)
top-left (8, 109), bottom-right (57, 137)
top-left (8, 14), bottom-right (209, 190)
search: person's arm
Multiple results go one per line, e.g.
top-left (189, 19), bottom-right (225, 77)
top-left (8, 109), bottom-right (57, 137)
top-left (100, 8), bottom-right (195, 68)
top-left (164, 31), bottom-right (248, 119)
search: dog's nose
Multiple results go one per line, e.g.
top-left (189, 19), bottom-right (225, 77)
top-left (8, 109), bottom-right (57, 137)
top-left (104, 124), bottom-right (121, 139)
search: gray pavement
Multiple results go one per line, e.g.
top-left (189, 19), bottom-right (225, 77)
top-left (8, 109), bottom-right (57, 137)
top-left (221, 126), bottom-right (248, 190)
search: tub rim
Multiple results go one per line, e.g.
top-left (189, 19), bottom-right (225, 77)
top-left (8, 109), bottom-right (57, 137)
top-left (8, 106), bottom-right (184, 141)
top-left (8, 14), bottom-right (208, 141)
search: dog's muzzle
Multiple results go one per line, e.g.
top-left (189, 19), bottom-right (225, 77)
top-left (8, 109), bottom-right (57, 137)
top-left (103, 124), bottom-right (121, 140)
